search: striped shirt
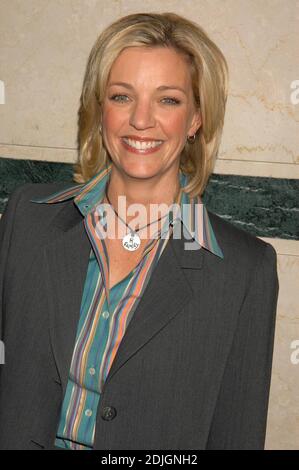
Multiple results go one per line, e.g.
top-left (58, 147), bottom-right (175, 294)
top-left (30, 165), bottom-right (223, 449)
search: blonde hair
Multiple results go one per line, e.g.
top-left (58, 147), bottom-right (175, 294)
top-left (73, 12), bottom-right (229, 197)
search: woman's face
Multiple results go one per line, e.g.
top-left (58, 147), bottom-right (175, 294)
top-left (102, 46), bottom-right (201, 180)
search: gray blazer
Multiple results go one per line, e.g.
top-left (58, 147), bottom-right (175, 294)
top-left (0, 183), bottom-right (279, 450)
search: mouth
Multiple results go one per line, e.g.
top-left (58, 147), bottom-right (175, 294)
top-left (121, 137), bottom-right (164, 154)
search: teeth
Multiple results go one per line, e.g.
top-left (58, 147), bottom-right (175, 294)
top-left (123, 138), bottom-right (163, 150)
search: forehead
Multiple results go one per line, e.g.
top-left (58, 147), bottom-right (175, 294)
top-left (108, 46), bottom-right (192, 87)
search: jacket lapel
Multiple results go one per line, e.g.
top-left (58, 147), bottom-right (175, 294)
top-left (43, 200), bottom-right (204, 397)
top-left (102, 236), bottom-right (204, 391)
top-left (43, 202), bottom-right (91, 397)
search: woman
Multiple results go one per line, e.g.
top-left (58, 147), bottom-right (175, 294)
top-left (0, 12), bottom-right (279, 450)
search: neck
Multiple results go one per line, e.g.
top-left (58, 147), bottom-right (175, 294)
top-left (105, 165), bottom-right (181, 213)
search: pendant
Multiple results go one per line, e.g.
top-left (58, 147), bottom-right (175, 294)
top-left (122, 232), bottom-right (141, 251)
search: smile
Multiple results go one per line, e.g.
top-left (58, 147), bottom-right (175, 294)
top-left (121, 137), bottom-right (164, 154)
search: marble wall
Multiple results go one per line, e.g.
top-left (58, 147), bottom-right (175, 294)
top-left (0, 0), bottom-right (298, 449)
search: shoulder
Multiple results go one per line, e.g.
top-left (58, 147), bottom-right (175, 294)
top-left (8, 181), bottom-right (78, 201)
top-left (207, 209), bottom-right (277, 274)
top-left (1, 182), bottom-right (79, 244)
top-left (3, 181), bottom-right (75, 205)
top-left (2, 181), bottom-right (78, 218)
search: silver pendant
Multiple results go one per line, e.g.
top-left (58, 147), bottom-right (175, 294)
top-left (122, 232), bottom-right (141, 251)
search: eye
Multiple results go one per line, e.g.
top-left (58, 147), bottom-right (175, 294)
top-left (161, 97), bottom-right (181, 105)
top-left (109, 94), bottom-right (129, 103)
top-left (108, 94), bottom-right (181, 105)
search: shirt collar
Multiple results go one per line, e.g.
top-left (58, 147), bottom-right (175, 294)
top-left (30, 165), bottom-right (223, 259)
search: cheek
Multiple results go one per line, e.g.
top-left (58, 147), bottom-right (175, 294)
top-left (161, 111), bottom-right (187, 136)
top-left (103, 105), bottom-right (127, 133)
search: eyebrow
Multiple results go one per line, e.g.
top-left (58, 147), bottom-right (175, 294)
top-left (108, 81), bottom-right (186, 95)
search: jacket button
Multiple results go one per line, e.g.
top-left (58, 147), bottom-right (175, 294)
top-left (101, 406), bottom-right (117, 421)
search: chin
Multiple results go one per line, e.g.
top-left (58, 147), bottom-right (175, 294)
top-left (117, 160), bottom-right (163, 180)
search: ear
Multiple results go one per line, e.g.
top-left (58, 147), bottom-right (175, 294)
top-left (188, 108), bottom-right (202, 136)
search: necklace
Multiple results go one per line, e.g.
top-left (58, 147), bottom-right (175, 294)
top-left (104, 189), bottom-right (170, 251)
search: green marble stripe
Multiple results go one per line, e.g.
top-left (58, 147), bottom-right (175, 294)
top-left (0, 157), bottom-right (74, 213)
top-left (202, 175), bottom-right (298, 240)
top-left (0, 157), bottom-right (298, 240)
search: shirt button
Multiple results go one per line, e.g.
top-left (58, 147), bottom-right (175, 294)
top-left (101, 406), bottom-right (117, 421)
top-left (85, 409), bottom-right (92, 417)
top-left (89, 367), bottom-right (96, 376)
top-left (102, 310), bottom-right (109, 319)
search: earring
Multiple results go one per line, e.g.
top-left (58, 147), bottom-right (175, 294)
top-left (187, 133), bottom-right (196, 143)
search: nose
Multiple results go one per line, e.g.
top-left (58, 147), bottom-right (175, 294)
top-left (129, 99), bottom-right (156, 130)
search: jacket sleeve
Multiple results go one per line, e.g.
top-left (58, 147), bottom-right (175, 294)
top-left (0, 185), bottom-right (29, 342)
top-left (206, 242), bottom-right (279, 449)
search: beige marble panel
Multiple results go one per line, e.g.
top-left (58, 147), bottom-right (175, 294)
top-left (261, 238), bottom-right (299, 257)
top-left (214, 159), bottom-right (299, 180)
top-left (0, 0), bottom-right (121, 148)
top-left (0, 144), bottom-right (77, 163)
top-left (265, 253), bottom-right (299, 449)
